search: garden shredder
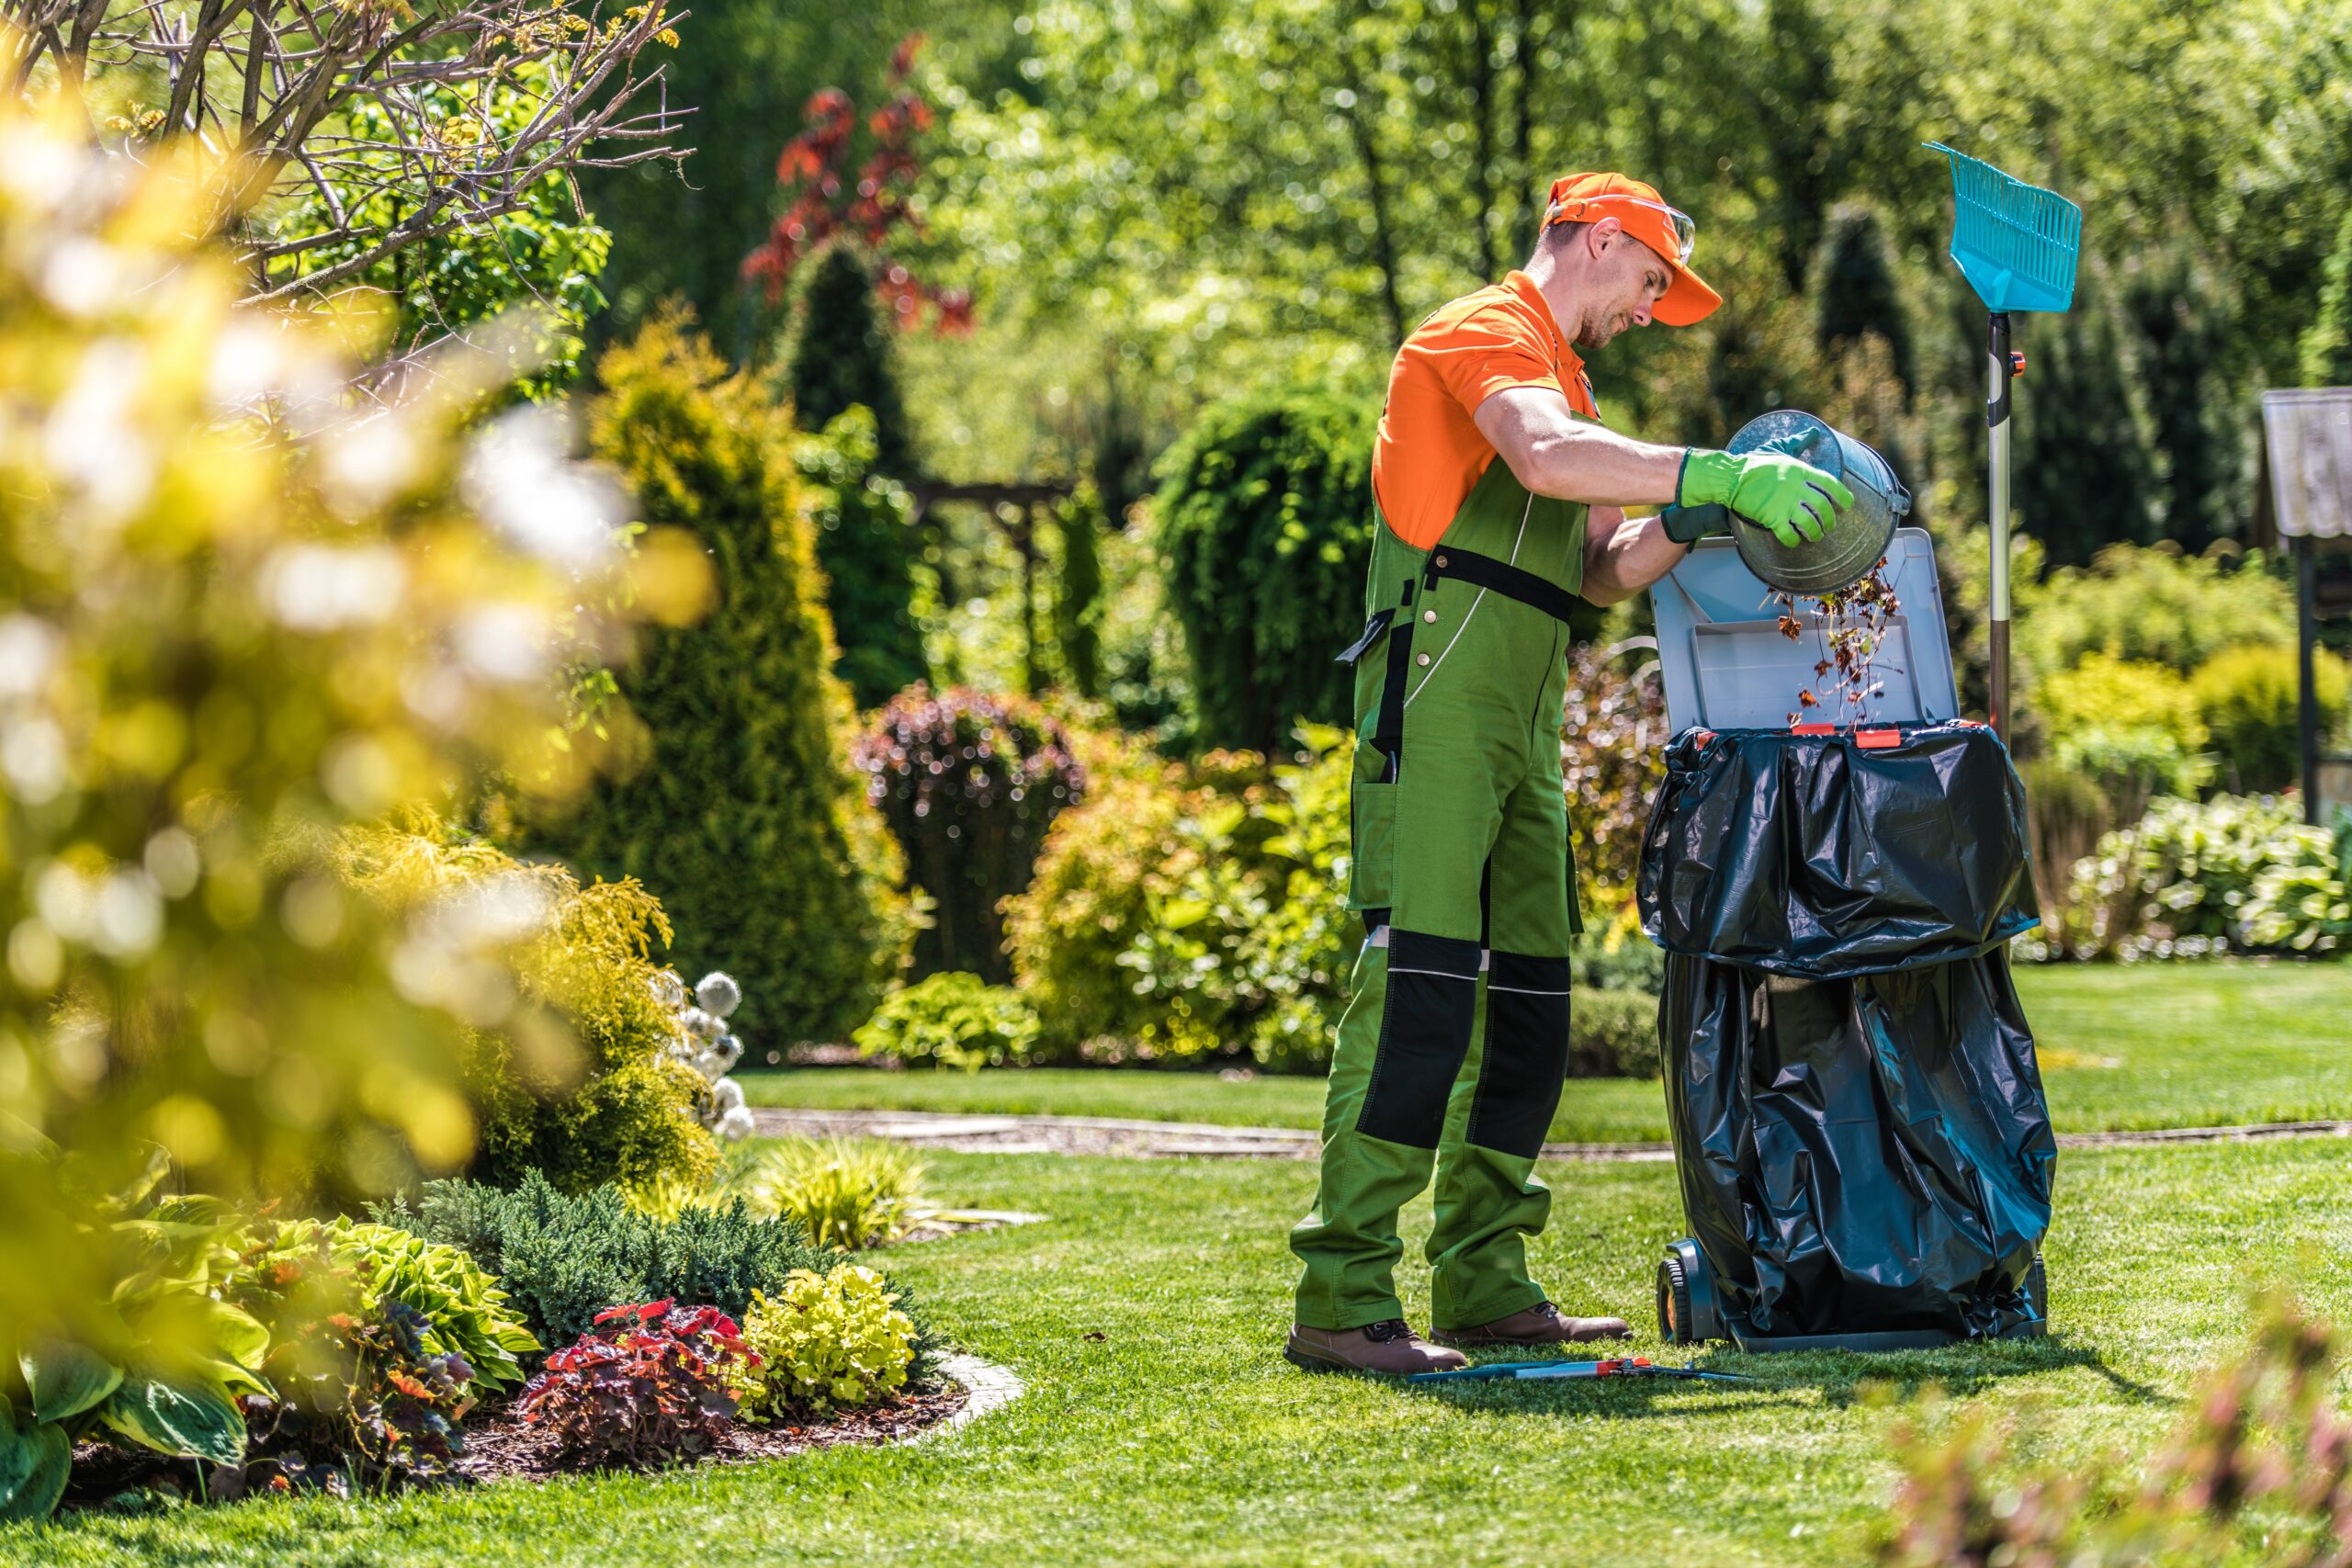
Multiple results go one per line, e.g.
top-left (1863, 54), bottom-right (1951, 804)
top-left (1642, 455), bottom-right (2053, 1352)
top-left (1926, 142), bottom-right (2084, 743)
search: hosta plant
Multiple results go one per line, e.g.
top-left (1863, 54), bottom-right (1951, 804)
top-left (731, 1265), bottom-right (917, 1419)
top-left (517, 1302), bottom-right (753, 1470)
top-left (0, 1157), bottom-right (274, 1521)
top-left (229, 1217), bottom-right (538, 1393)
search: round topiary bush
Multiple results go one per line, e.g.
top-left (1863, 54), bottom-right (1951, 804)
top-left (853, 687), bottom-right (1086, 980)
top-left (1154, 389), bottom-right (1376, 753)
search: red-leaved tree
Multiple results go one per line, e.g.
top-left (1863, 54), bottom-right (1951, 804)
top-left (741, 35), bottom-right (973, 334)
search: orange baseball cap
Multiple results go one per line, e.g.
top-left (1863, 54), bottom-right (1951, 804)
top-left (1543, 173), bottom-right (1722, 327)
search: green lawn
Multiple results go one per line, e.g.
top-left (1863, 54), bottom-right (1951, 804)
top-left (742, 960), bottom-right (2352, 1143)
top-left (25, 1136), bottom-right (2352, 1567)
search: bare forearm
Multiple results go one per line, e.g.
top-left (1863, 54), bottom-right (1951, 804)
top-left (1497, 415), bottom-right (1690, 507)
top-left (1581, 507), bottom-right (1688, 605)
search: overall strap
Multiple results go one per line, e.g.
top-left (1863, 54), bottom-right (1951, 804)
top-left (1422, 546), bottom-right (1582, 626)
top-left (1368, 577), bottom-right (1418, 763)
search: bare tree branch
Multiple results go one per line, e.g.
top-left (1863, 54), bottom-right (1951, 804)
top-left (0, 0), bottom-right (693, 313)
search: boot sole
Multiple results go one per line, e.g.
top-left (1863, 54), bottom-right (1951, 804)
top-left (1283, 1344), bottom-right (1464, 1378)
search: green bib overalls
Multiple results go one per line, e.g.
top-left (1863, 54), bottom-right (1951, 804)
top-left (1290, 451), bottom-right (1588, 1333)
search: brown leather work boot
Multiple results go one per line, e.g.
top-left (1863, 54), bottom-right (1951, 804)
top-left (1285, 1319), bottom-right (1469, 1376)
top-left (1431, 1301), bottom-right (1633, 1348)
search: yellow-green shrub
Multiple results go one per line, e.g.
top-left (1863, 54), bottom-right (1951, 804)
top-left (730, 1264), bottom-right (918, 1417)
top-left (335, 816), bottom-right (718, 1197)
top-left (2030, 653), bottom-right (2212, 804)
top-left (853, 972), bottom-right (1044, 1070)
top-left (1002, 761), bottom-right (1220, 1056)
top-left (511, 311), bottom-right (916, 1047)
top-left (2190, 643), bottom-right (2351, 795)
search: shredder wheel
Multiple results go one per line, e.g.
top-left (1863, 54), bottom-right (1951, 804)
top-left (2027, 1252), bottom-right (2048, 1320)
top-left (1657, 1254), bottom-right (1697, 1345)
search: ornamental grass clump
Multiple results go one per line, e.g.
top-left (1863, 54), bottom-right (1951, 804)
top-left (722, 1138), bottom-right (924, 1249)
top-left (518, 1302), bottom-right (753, 1470)
top-left (731, 1265), bottom-right (917, 1419)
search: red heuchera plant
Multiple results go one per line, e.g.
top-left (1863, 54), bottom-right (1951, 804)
top-left (516, 1301), bottom-right (756, 1470)
top-left (740, 34), bottom-right (973, 333)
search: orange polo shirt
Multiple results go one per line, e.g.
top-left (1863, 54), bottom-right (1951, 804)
top-left (1370, 271), bottom-right (1600, 549)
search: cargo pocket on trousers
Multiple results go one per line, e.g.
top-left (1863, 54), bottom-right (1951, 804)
top-left (1349, 780), bottom-right (1397, 913)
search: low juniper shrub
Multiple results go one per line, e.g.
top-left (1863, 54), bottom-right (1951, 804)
top-left (517, 1301), bottom-right (753, 1470)
top-left (379, 1171), bottom-right (936, 1359)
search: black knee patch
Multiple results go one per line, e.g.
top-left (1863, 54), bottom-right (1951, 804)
top-left (1358, 930), bottom-right (1480, 1148)
top-left (1468, 951), bottom-right (1571, 1158)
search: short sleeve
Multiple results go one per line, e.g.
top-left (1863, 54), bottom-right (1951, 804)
top-left (1418, 303), bottom-right (1562, 414)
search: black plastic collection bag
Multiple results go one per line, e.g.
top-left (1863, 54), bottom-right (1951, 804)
top-left (1638, 722), bottom-right (2055, 1340)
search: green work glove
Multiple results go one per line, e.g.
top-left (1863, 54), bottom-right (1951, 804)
top-left (1659, 502), bottom-right (1729, 544)
top-left (1677, 430), bottom-right (1856, 548)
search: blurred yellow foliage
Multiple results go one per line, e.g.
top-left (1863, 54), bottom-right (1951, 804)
top-left (0, 106), bottom-right (648, 1325)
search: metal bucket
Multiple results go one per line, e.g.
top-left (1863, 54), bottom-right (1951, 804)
top-left (1724, 410), bottom-right (1910, 596)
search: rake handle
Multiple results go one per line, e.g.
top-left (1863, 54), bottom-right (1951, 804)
top-left (1986, 310), bottom-right (2014, 744)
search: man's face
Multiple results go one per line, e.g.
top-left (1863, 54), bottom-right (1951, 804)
top-left (1577, 222), bottom-right (1672, 352)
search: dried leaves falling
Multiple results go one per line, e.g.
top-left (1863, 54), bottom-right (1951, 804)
top-left (1774, 561), bottom-right (1901, 728)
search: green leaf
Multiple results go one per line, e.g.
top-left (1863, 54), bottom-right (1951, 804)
top-left (99, 1371), bottom-right (246, 1465)
top-left (198, 1301), bottom-right (271, 1374)
top-left (20, 1343), bottom-right (122, 1425)
top-left (0, 1420), bottom-right (71, 1522)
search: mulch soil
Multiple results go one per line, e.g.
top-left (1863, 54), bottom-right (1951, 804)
top-left (450, 1382), bottom-right (967, 1483)
top-left (60, 1382), bottom-right (967, 1513)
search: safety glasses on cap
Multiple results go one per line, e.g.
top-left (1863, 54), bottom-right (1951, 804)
top-left (1544, 194), bottom-right (1696, 265)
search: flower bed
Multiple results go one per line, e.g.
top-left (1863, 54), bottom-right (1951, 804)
top-left (7, 1177), bottom-right (953, 1520)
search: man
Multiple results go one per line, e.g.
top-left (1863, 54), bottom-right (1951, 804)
top-left (1286, 172), bottom-right (1854, 1376)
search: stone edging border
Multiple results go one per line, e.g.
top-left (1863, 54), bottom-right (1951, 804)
top-left (910, 1354), bottom-right (1024, 1444)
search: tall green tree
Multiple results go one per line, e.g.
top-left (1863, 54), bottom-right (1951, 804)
top-left (2298, 205), bottom-right (2352, 389)
top-left (526, 311), bottom-right (914, 1044)
top-left (2128, 252), bottom-right (2241, 550)
top-left (794, 403), bottom-right (929, 708)
top-left (1155, 390), bottom-right (1376, 754)
top-left (1053, 481), bottom-right (1108, 700)
top-left (1813, 203), bottom-right (1917, 403)
top-left (2016, 288), bottom-right (2157, 568)
top-left (790, 243), bottom-right (916, 477)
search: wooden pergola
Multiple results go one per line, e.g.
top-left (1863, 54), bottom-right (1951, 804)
top-left (2256, 389), bottom-right (2352, 823)
top-left (905, 480), bottom-right (1077, 694)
